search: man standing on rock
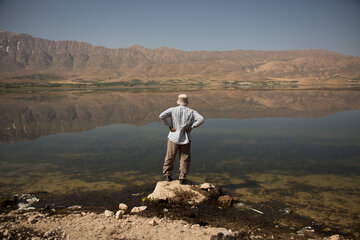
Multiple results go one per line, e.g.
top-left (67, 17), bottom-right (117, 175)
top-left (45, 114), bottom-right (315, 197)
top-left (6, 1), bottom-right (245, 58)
top-left (159, 94), bottom-right (205, 184)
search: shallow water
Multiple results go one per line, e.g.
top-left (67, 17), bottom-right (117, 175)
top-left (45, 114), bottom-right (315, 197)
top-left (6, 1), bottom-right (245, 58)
top-left (0, 89), bottom-right (360, 233)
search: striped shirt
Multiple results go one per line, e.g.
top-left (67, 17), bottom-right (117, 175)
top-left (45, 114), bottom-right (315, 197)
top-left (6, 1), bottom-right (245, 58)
top-left (159, 105), bottom-right (205, 144)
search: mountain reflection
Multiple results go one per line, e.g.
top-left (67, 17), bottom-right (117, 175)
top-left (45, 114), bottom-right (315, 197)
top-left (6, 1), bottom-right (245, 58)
top-left (1, 89), bottom-right (360, 143)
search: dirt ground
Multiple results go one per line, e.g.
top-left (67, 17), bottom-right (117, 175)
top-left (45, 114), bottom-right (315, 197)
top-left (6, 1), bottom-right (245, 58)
top-left (0, 184), bottom-right (356, 240)
top-left (1, 210), bottom-right (227, 240)
top-left (0, 208), bottom-right (346, 240)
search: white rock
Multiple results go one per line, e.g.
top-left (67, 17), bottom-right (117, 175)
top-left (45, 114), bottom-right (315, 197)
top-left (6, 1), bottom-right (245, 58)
top-left (330, 235), bottom-right (340, 240)
top-left (119, 203), bottom-right (128, 210)
top-left (131, 206), bottom-right (147, 213)
top-left (148, 181), bottom-right (208, 204)
top-left (115, 210), bottom-right (125, 219)
top-left (219, 229), bottom-right (232, 236)
top-left (199, 183), bottom-right (215, 190)
top-left (104, 210), bottom-right (114, 217)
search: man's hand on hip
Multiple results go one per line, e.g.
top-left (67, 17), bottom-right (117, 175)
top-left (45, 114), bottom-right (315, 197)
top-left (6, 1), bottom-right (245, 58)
top-left (187, 127), bottom-right (193, 133)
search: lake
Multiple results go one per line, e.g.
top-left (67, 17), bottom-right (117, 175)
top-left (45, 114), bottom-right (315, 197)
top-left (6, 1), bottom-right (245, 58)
top-left (0, 89), bottom-right (360, 233)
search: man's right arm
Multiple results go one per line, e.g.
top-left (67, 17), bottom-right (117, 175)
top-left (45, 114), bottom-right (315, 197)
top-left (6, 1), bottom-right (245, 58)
top-left (159, 108), bottom-right (172, 127)
top-left (191, 111), bottom-right (205, 129)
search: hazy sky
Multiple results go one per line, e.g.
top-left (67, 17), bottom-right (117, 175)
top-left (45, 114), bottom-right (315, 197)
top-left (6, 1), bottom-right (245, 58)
top-left (0, 0), bottom-right (359, 56)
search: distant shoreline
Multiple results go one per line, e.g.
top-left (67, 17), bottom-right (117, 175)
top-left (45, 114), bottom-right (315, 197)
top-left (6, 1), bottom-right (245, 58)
top-left (1, 79), bottom-right (360, 91)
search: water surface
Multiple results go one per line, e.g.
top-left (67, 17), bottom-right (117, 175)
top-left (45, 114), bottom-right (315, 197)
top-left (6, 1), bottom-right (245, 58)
top-left (0, 89), bottom-right (359, 233)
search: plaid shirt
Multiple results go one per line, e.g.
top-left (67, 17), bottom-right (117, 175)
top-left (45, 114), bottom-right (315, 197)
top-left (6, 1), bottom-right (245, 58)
top-left (159, 105), bottom-right (205, 144)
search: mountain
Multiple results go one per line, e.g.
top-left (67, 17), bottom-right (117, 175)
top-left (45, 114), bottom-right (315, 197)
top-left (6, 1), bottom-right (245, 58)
top-left (1, 30), bottom-right (360, 84)
top-left (1, 89), bottom-right (360, 142)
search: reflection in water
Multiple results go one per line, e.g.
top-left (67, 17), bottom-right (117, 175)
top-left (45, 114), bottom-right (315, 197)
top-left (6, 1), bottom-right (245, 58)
top-left (0, 89), bottom-right (360, 233)
top-left (1, 89), bottom-right (360, 142)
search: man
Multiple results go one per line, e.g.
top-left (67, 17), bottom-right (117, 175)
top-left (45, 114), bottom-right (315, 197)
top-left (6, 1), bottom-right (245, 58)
top-left (159, 94), bottom-right (205, 184)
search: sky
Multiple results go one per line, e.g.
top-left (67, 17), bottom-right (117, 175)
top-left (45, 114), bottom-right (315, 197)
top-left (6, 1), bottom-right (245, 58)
top-left (0, 0), bottom-right (359, 56)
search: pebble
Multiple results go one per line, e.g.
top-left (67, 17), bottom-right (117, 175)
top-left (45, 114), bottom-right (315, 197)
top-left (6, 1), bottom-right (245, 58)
top-left (297, 226), bottom-right (315, 235)
top-left (67, 205), bottom-right (81, 209)
top-left (148, 219), bottom-right (158, 226)
top-left (104, 210), bottom-right (114, 217)
top-left (217, 195), bottom-right (233, 207)
top-left (119, 203), bottom-right (128, 210)
top-left (199, 183), bottom-right (215, 190)
top-left (115, 210), bottom-right (125, 219)
top-left (219, 229), bottom-right (231, 236)
top-left (191, 224), bottom-right (200, 229)
top-left (330, 235), bottom-right (340, 240)
top-left (131, 206), bottom-right (147, 213)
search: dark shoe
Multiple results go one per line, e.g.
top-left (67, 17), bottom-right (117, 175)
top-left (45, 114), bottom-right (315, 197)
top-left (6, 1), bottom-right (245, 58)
top-left (165, 176), bottom-right (172, 182)
top-left (179, 179), bottom-right (186, 185)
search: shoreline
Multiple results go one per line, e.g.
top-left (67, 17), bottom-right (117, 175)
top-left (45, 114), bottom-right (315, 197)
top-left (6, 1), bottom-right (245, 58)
top-left (0, 184), bottom-right (356, 240)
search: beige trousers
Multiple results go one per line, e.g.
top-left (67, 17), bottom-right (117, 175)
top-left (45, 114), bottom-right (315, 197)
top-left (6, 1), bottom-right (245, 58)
top-left (163, 139), bottom-right (191, 179)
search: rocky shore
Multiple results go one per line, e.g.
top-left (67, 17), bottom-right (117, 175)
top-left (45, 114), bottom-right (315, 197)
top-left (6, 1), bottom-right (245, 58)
top-left (0, 181), bottom-right (352, 240)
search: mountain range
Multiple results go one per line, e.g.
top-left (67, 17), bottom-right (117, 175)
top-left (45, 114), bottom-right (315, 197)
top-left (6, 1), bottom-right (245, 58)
top-left (1, 30), bottom-right (360, 84)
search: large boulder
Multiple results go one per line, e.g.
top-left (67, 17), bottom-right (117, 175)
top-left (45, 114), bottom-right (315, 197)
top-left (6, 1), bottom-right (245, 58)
top-left (148, 181), bottom-right (218, 205)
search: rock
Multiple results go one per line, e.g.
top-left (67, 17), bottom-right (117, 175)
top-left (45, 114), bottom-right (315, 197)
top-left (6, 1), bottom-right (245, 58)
top-left (131, 206), bottom-right (147, 213)
top-left (191, 224), bottom-right (200, 229)
top-left (297, 226), bottom-right (314, 235)
top-left (218, 195), bottom-right (233, 207)
top-left (115, 210), bottom-right (125, 219)
top-left (219, 229), bottom-right (232, 236)
top-left (330, 235), bottom-right (340, 240)
top-left (234, 230), bottom-right (250, 240)
top-left (27, 215), bottom-right (38, 224)
top-left (3, 229), bottom-right (9, 236)
top-left (199, 183), bottom-right (215, 190)
top-left (67, 205), bottom-right (81, 209)
top-left (148, 219), bottom-right (158, 226)
top-left (211, 229), bottom-right (236, 240)
top-left (104, 210), bottom-right (114, 217)
top-left (118, 203), bottom-right (128, 210)
top-left (279, 207), bottom-right (292, 214)
top-left (18, 203), bottom-right (36, 210)
top-left (207, 187), bottom-right (223, 199)
top-left (148, 181), bottom-right (208, 204)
